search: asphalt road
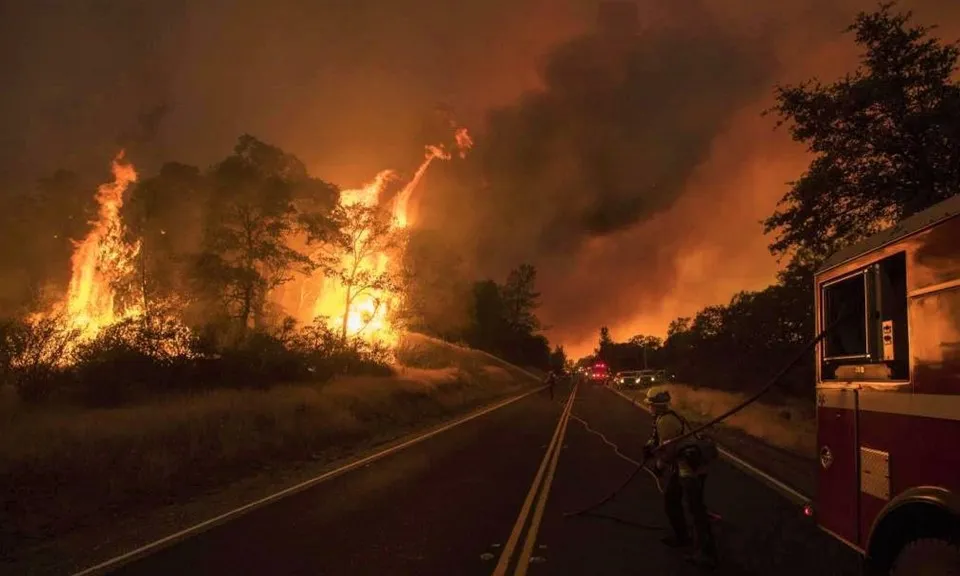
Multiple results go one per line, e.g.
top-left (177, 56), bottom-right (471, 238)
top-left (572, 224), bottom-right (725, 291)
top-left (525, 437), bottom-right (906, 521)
top-left (105, 382), bottom-right (863, 576)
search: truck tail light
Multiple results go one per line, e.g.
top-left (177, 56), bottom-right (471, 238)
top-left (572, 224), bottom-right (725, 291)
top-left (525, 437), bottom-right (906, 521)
top-left (803, 503), bottom-right (814, 518)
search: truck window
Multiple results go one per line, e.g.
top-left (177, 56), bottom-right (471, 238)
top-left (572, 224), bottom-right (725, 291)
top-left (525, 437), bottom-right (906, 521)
top-left (820, 252), bottom-right (909, 381)
top-left (823, 273), bottom-right (869, 359)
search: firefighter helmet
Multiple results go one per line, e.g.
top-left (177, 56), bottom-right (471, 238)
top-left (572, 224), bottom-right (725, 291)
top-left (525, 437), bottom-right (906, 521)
top-left (644, 388), bottom-right (671, 406)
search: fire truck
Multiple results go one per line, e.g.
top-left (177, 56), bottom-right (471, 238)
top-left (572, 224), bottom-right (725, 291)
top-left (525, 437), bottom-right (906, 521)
top-left (812, 192), bottom-right (960, 574)
top-left (589, 362), bottom-right (612, 385)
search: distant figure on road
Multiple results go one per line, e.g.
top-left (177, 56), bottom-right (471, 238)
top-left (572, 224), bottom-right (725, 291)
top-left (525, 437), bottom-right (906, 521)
top-left (642, 388), bottom-right (718, 569)
top-left (544, 371), bottom-right (557, 400)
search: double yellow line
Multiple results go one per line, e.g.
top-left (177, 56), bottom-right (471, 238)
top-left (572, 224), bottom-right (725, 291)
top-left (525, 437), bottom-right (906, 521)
top-left (492, 384), bottom-right (578, 576)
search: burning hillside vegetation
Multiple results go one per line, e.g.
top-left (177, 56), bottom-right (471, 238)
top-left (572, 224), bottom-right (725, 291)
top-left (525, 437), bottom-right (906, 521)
top-left (9, 127), bottom-right (472, 397)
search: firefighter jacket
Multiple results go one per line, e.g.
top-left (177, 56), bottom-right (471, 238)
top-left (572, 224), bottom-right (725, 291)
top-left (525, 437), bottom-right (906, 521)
top-left (652, 411), bottom-right (704, 478)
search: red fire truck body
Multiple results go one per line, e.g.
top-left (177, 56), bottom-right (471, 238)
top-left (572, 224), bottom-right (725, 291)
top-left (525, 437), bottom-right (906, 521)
top-left (813, 193), bottom-right (960, 571)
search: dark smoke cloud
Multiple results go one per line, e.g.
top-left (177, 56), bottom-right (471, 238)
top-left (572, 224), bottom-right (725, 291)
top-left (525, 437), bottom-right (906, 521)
top-left (475, 18), bottom-right (774, 257)
top-left (417, 0), bottom-right (960, 356)
top-left (118, 103), bottom-right (172, 148)
top-left (0, 0), bottom-right (586, 191)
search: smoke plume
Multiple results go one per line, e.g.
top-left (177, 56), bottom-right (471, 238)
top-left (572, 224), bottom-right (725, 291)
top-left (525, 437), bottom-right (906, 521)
top-left (417, 0), bottom-right (960, 355)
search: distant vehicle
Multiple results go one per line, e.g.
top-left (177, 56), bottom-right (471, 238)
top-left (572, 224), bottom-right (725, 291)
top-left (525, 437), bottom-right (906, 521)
top-left (588, 363), bottom-right (611, 385)
top-left (613, 370), bottom-right (641, 388)
top-left (809, 192), bottom-right (960, 574)
top-left (637, 369), bottom-right (667, 386)
top-left (614, 369), bottom-right (667, 388)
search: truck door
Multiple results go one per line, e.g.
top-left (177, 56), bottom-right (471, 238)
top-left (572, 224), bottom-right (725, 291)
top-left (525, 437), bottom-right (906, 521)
top-left (816, 387), bottom-right (860, 546)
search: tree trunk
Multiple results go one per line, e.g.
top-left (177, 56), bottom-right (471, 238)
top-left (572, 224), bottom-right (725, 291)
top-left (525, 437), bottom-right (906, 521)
top-left (341, 288), bottom-right (351, 344)
top-left (140, 240), bottom-right (150, 322)
top-left (240, 283), bottom-right (252, 334)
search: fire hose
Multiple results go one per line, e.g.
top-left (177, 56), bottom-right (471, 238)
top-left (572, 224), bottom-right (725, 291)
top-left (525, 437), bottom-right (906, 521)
top-left (563, 313), bottom-right (848, 526)
top-left (566, 413), bottom-right (667, 529)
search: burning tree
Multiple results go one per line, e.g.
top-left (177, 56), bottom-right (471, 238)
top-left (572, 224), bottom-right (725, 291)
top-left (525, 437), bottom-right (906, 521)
top-left (6, 119), bottom-right (472, 392)
top-left (320, 200), bottom-right (402, 344)
top-left (307, 127), bottom-right (473, 346)
top-left (62, 152), bottom-right (141, 339)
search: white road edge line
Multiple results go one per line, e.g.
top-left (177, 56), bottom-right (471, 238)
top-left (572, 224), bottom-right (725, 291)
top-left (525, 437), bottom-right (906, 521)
top-left (71, 385), bottom-right (547, 576)
top-left (604, 385), bottom-right (810, 505)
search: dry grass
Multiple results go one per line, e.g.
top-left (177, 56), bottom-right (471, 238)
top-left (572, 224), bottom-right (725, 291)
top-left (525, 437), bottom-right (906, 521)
top-left (1, 334), bottom-right (536, 552)
top-left (627, 383), bottom-right (817, 458)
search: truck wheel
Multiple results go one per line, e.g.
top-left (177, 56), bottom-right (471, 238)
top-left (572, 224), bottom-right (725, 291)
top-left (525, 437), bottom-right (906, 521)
top-left (890, 538), bottom-right (960, 576)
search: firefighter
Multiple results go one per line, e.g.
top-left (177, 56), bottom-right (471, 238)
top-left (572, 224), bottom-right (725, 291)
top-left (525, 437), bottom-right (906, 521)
top-left (544, 370), bottom-right (557, 401)
top-left (642, 387), bottom-right (718, 569)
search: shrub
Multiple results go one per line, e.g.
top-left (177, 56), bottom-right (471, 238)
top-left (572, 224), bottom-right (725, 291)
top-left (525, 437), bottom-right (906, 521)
top-left (2, 313), bottom-right (397, 407)
top-left (0, 315), bottom-right (78, 403)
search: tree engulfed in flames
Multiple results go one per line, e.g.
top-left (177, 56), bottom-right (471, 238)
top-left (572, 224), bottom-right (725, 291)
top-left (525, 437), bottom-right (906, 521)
top-left (63, 151), bottom-right (141, 339)
top-left (311, 170), bottom-right (397, 343)
top-left (29, 151), bottom-right (193, 363)
top-left (34, 125), bottom-right (472, 358)
top-left (311, 127), bottom-right (473, 345)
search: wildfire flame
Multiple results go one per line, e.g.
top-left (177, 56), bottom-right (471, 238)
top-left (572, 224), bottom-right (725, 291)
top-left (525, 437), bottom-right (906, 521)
top-left (64, 151), bottom-right (141, 339)
top-left (454, 127), bottom-right (473, 159)
top-left (31, 150), bottom-right (192, 364)
top-left (310, 126), bottom-right (473, 344)
top-left (311, 172), bottom-right (396, 343)
top-left (36, 126), bottom-right (473, 358)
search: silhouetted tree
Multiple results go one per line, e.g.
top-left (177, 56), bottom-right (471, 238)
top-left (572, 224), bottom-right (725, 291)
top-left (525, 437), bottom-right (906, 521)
top-left (629, 334), bottom-right (662, 369)
top-left (125, 162), bottom-right (209, 316)
top-left (395, 228), bottom-right (472, 340)
top-left (549, 345), bottom-right (567, 373)
top-left (195, 136), bottom-right (317, 334)
top-left (463, 266), bottom-right (552, 369)
top-left (517, 333), bottom-right (551, 370)
top-left (765, 2), bottom-right (960, 260)
top-left (501, 263), bottom-right (541, 333)
top-left (465, 280), bottom-right (509, 353)
top-left (596, 326), bottom-right (613, 364)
